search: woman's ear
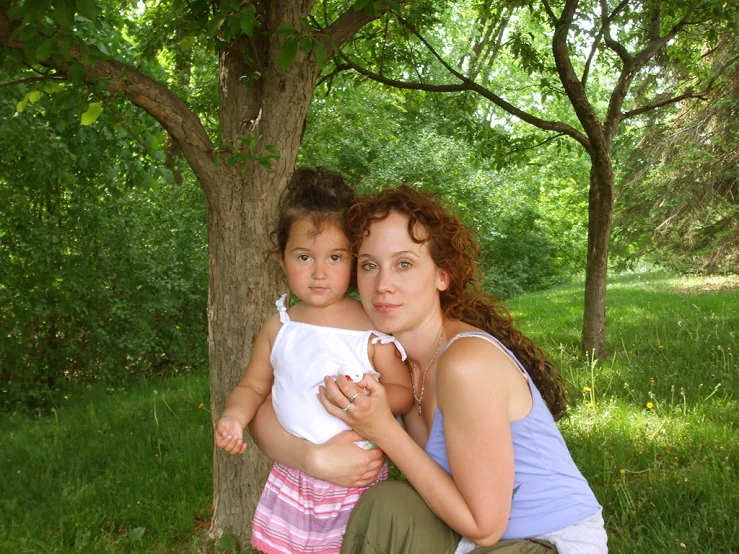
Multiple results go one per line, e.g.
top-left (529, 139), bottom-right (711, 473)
top-left (437, 269), bottom-right (450, 292)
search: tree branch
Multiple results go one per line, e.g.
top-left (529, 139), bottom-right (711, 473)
top-left (394, 12), bottom-right (466, 81)
top-left (338, 51), bottom-right (589, 149)
top-left (600, 0), bottom-right (632, 66)
top-left (0, 75), bottom-right (63, 88)
top-left (581, 27), bottom-right (602, 88)
top-left (321, 0), bottom-right (412, 55)
top-left (549, 0), bottom-right (601, 145)
top-left (540, 0), bottom-right (556, 24)
top-left (1, 9), bottom-right (215, 181)
top-left (621, 91), bottom-right (708, 120)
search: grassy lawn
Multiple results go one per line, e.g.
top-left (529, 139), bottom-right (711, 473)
top-left (2, 273), bottom-right (737, 553)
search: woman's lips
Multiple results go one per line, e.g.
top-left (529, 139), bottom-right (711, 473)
top-left (373, 303), bottom-right (400, 314)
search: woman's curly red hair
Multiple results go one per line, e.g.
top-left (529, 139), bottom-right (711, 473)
top-left (348, 185), bottom-right (567, 421)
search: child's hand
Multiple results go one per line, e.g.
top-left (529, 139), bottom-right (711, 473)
top-left (215, 416), bottom-right (247, 455)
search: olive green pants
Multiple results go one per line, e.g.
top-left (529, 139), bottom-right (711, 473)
top-left (341, 481), bottom-right (557, 554)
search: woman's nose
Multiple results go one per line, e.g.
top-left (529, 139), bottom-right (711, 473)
top-left (375, 267), bottom-right (393, 292)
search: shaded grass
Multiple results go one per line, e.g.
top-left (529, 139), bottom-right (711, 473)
top-left (0, 373), bottom-right (213, 553)
top-left (2, 272), bottom-right (737, 552)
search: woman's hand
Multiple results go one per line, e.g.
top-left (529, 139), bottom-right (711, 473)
top-left (319, 374), bottom-right (398, 445)
top-left (249, 395), bottom-right (386, 487)
top-left (309, 430), bottom-right (387, 488)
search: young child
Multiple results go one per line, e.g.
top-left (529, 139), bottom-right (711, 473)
top-left (215, 167), bottom-right (413, 554)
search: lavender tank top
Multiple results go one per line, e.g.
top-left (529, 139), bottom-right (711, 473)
top-left (424, 331), bottom-right (601, 539)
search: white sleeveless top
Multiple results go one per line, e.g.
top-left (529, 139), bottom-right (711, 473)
top-left (270, 294), bottom-right (406, 445)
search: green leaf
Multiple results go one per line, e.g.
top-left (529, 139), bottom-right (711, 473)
top-left (276, 24), bottom-right (296, 37)
top-left (178, 34), bottom-right (196, 51)
top-left (157, 167), bottom-right (174, 184)
top-left (313, 39), bottom-right (327, 68)
top-left (278, 36), bottom-right (299, 70)
top-left (52, 0), bottom-right (75, 30)
top-left (128, 527), bottom-right (146, 543)
top-left (300, 37), bottom-right (313, 54)
top-left (36, 38), bottom-right (56, 62)
top-left (240, 10), bottom-right (254, 36)
top-left (258, 156), bottom-right (272, 169)
top-left (28, 91), bottom-right (42, 103)
top-left (384, 0), bottom-right (400, 10)
top-left (68, 61), bottom-right (87, 84)
top-left (16, 97), bottom-right (29, 113)
top-left (263, 145), bottom-right (280, 156)
top-left (76, 0), bottom-right (100, 20)
top-left (238, 134), bottom-right (259, 150)
top-left (353, 0), bottom-right (372, 12)
top-left (80, 102), bottom-right (102, 125)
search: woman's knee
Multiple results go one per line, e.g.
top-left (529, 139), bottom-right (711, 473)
top-left (343, 480), bottom-right (460, 554)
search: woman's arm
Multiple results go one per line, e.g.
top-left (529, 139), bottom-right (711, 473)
top-left (249, 396), bottom-right (387, 488)
top-left (320, 341), bottom-right (518, 546)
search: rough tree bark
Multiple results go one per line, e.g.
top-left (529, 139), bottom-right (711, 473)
top-left (1, 1), bottom-right (382, 547)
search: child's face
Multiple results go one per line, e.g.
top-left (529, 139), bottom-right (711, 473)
top-left (277, 217), bottom-right (352, 309)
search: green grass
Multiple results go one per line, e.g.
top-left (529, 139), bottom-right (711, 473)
top-left (0, 373), bottom-right (214, 553)
top-left (508, 272), bottom-right (739, 553)
top-left (2, 272), bottom-right (737, 553)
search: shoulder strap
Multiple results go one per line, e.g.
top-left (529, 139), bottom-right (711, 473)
top-left (370, 331), bottom-right (408, 361)
top-left (442, 332), bottom-right (528, 383)
top-left (275, 294), bottom-right (290, 324)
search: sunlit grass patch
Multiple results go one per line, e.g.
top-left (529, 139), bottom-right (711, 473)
top-left (509, 272), bottom-right (739, 553)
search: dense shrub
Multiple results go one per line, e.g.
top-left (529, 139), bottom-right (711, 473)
top-left (0, 84), bottom-right (208, 411)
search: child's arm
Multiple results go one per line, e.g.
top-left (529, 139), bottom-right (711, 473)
top-left (215, 315), bottom-right (279, 455)
top-left (371, 341), bottom-right (414, 415)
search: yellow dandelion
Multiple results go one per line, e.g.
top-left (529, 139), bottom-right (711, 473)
top-left (583, 386), bottom-right (591, 393)
top-left (587, 402), bottom-right (594, 408)
top-left (620, 469), bottom-right (626, 475)
top-left (647, 402), bottom-right (654, 409)
top-left (198, 403), bottom-right (204, 409)
top-left (659, 345), bottom-right (664, 349)
top-left (650, 377), bottom-right (655, 383)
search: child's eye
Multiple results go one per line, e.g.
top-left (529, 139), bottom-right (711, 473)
top-left (361, 262), bottom-right (378, 271)
top-left (329, 254), bottom-right (342, 262)
top-left (297, 254), bottom-right (311, 262)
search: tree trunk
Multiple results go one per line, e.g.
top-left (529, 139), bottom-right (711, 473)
top-left (582, 145), bottom-right (615, 359)
top-left (206, 3), bottom-right (320, 546)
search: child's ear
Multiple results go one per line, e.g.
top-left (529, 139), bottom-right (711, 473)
top-left (276, 252), bottom-right (286, 272)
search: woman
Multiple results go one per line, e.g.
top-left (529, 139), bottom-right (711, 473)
top-left (251, 186), bottom-right (607, 553)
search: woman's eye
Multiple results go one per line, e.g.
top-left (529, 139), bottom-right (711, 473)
top-left (361, 262), bottom-right (378, 271)
top-left (398, 261), bottom-right (411, 270)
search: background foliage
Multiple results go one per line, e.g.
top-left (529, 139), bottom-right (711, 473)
top-left (0, 75), bottom-right (208, 411)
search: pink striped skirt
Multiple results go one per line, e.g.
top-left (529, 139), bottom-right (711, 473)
top-left (251, 462), bottom-right (388, 554)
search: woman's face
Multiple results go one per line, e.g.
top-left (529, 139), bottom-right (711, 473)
top-left (356, 211), bottom-right (448, 336)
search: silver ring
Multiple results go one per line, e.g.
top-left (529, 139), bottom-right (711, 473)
top-left (348, 392), bottom-right (360, 403)
top-left (342, 403), bottom-right (352, 413)
top-left (362, 387), bottom-right (369, 396)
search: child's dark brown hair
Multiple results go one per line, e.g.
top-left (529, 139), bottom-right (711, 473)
top-left (272, 167), bottom-right (357, 255)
